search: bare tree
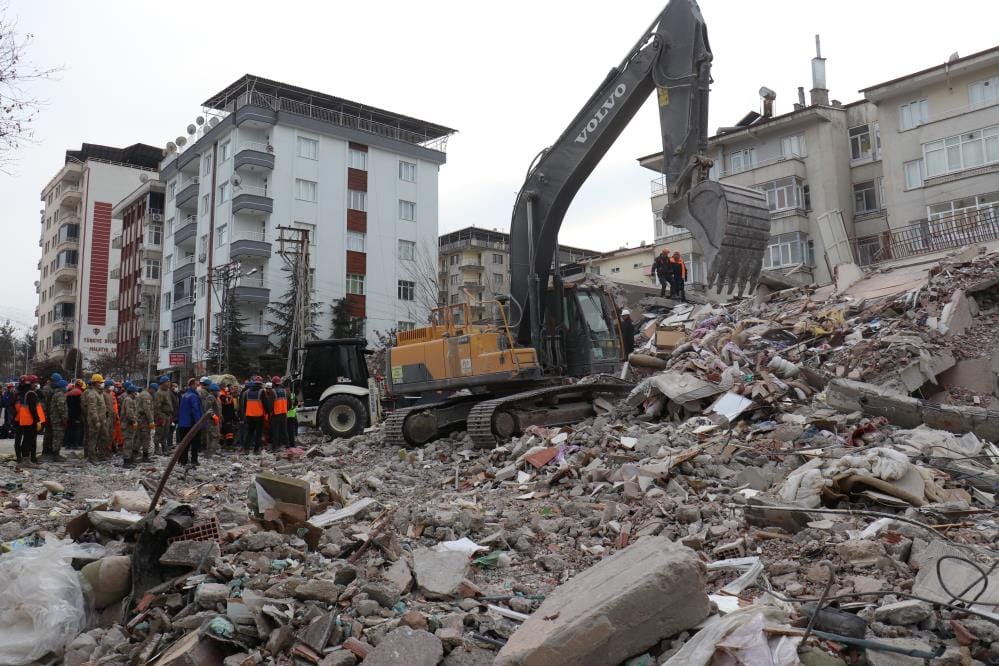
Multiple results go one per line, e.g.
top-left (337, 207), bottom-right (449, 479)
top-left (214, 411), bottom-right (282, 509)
top-left (0, 4), bottom-right (59, 166)
top-left (401, 239), bottom-right (443, 325)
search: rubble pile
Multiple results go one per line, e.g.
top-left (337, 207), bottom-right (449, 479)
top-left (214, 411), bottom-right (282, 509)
top-left (1, 249), bottom-right (999, 666)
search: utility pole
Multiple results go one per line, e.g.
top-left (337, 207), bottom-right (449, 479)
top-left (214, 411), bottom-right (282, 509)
top-left (275, 225), bottom-right (311, 377)
top-left (209, 261), bottom-right (243, 374)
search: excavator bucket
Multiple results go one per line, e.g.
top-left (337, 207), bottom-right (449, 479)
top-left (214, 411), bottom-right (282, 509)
top-left (664, 180), bottom-right (772, 295)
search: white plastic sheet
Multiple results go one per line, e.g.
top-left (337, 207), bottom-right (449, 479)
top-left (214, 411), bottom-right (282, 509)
top-left (0, 539), bottom-right (104, 665)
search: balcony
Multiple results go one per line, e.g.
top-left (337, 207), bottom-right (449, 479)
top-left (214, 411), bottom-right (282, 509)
top-left (231, 91), bottom-right (278, 127)
top-left (233, 276), bottom-right (270, 303)
top-left (175, 144), bottom-right (201, 173)
top-left (53, 264), bottom-right (77, 283)
top-left (171, 294), bottom-right (195, 321)
top-left (55, 234), bottom-right (79, 252)
top-left (460, 262), bottom-right (484, 271)
top-left (229, 232), bottom-right (272, 259)
top-left (462, 282), bottom-right (485, 292)
top-left (852, 207), bottom-right (999, 266)
top-left (173, 255), bottom-right (196, 282)
top-left (175, 177), bottom-right (200, 211)
top-left (174, 214), bottom-right (198, 246)
top-left (109, 267), bottom-right (121, 279)
top-left (111, 234), bottom-right (123, 250)
top-left (171, 336), bottom-right (193, 351)
top-left (232, 185), bottom-right (273, 215)
top-left (57, 184), bottom-right (82, 208)
top-left (234, 142), bottom-right (275, 172)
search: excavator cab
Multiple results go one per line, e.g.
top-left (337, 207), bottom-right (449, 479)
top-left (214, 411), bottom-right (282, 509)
top-left (540, 281), bottom-right (624, 378)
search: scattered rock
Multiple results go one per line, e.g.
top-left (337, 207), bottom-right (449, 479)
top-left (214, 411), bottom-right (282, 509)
top-left (362, 627), bottom-right (444, 666)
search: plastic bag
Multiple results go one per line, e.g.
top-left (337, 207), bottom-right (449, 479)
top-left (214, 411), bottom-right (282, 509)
top-left (0, 539), bottom-right (104, 665)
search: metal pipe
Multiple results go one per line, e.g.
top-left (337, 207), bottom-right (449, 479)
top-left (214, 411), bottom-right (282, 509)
top-left (146, 410), bottom-right (213, 513)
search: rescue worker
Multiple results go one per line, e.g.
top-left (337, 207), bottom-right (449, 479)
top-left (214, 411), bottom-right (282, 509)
top-left (270, 376), bottom-right (289, 451)
top-left (49, 379), bottom-right (69, 462)
top-left (153, 377), bottom-right (174, 455)
top-left (653, 248), bottom-right (672, 297)
top-left (200, 380), bottom-right (220, 457)
top-left (65, 379), bottom-right (84, 449)
top-left (135, 381), bottom-right (154, 462)
top-left (287, 388), bottom-right (299, 448)
top-left (120, 382), bottom-right (140, 467)
top-left (14, 375), bottom-right (44, 465)
top-left (109, 379), bottom-right (124, 452)
top-left (177, 378), bottom-right (204, 467)
top-left (82, 374), bottom-right (107, 461)
top-left (620, 309), bottom-right (635, 356)
top-left (242, 376), bottom-right (265, 454)
top-left (670, 251), bottom-right (687, 303)
top-left (219, 384), bottom-right (237, 448)
top-left (40, 372), bottom-right (60, 458)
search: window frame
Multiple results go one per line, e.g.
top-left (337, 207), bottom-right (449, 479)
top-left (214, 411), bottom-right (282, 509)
top-left (399, 160), bottom-right (416, 182)
top-left (780, 134), bottom-right (806, 158)
top-left (348, 189), bottom-right (367, 211)
top-left (217, 181), bottom-right (229, 203)
top-left (853, 180), bottom-right (878, 214)
top-left (397, 280), bottom-right (415, 301)
top-left (219, 141), bottom-right (231, 162)
top-left (346, 273), bottom-right (365, 295)
top-left (215, 224), bottom-right (227, 247)
top-left (899, 99), bottom-right (929, 131)
top-left (849, 125), bottom-right (873, 161)
top-left (295, 178), bottom-right (318, 202)
top-left (398, 239), bottom-right (416, 261)
top-left (348, 148), bottom-right (367, 170)
top-left (202, 154), bottom-right (212, 176)
top-left (729, 147), bottom-right (756, 174)
top-left (398, 199), bottom-right (416, 221)
top-left (297, 136), bottom-right (319, 160)
top-left (346, 231), bottom-right (366, 253)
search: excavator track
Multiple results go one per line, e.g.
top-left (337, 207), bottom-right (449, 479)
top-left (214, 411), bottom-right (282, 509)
top-left (383, 395), bottom-right (483, 448)
top-left (466, 380), bottom-right (634, 449)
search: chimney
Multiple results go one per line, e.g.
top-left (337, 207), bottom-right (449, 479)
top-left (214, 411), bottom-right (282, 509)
top-left (810, 35), bottom-right (829, 106)
top-left (759, 86), bottom-right (776, 117)
top-left (794, 86), bottom-right (806, 110)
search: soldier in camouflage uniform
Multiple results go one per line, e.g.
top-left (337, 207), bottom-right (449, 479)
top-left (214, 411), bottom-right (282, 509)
top-left (82, 375), bottom-right (107, 462)
top-left (120, 383), bottom-right (139, 466)
top-left (40, 373), bottom-right (58, 457)
top-left (136, 382), bottom-right (155, 461)
top-left (49, 379), bottom-right (69, 461)
top-left (101, 379), bottom-right (116, 458)
top-left (203, 383), bottom-right (222, 457)
top-left (154, 379), bottom-right (174, 455)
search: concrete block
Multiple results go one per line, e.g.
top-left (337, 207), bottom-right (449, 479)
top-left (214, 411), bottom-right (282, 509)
top-left (872, 599), bottom-right (932, 625)
top-left (412, 549), bottom-right (469, 600)
top-left (363, 627), bottom-right (443, 666)
top-left (938, 289), bottom-right (973, 337)
top-left (152, 631), bottom-right (224, 666)
top-left (159, 540), bottom-right (221, 568)
top-left (495, 536), bottom-right (710, 666)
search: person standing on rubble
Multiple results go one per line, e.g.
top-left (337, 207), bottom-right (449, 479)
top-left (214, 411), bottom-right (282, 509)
top-left (136, 381), bottom-right (154, 462)
top-left (177, 378), bottom-right (204, 467)
top-left (669, 251), bottom-right (687, 303)
top-left (120, 383), bottom-right (139, 467)
top-left (242, 376), bottom-right (266, 455)
top-left (153, 377), bottom-right (174, 456)
top-left (65, 380), bottom-right (83, 450)
top-left (287, 388), bottom-right (300, 448)
top-left (203, 382), bottom-right (222, 457)
top-left (270, 376), bottom-right (289, 451)
top-left (219, 384), bottom-right (237, 449)
top-left (102, 379), bottom-right (117, 458)
top-left (653, 248), bottom-right (672, 298)
top-left (39, 372), bottom-right (59, 459)
top-left (620, 309), bottom-right (635, 356)
top-left (48, 379), bottom-right (69, 462)
top-left (13, 375), bottom-right (44, 466)
top-left (82, 374), bottom-right (106, 462)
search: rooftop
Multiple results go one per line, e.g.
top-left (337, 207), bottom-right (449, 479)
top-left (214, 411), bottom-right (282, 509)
top-left (66, 142), bottom-right (162, 170)
top-left (860, 44), bottom-right (999, 100)
top-left (439, 226), bottom-right (601, 257)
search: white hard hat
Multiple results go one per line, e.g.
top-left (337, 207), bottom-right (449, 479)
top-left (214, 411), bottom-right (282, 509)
top-left (265, 382), bottom-right (273, 389)
top-left (621, 309), bottom-right (631, 316)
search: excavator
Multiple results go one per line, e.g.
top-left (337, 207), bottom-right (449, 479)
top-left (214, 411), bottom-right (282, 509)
top-left (384, 0), bottom-right (770, 448)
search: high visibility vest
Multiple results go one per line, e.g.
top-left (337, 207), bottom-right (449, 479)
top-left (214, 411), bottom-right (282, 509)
top-left (273, 387), bottom-right (288, 415)
top-left (245, 388), bottom-right (264, 417)
top-left (16, 392), bottom-right (44, 426)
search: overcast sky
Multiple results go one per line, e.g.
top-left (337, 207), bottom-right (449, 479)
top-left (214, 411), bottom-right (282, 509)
top-left (2, 0), bottom-right (997, 315)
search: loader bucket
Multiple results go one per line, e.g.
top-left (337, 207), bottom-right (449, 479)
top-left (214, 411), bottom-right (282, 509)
top-left (664, 180), bottom-right (771, 295)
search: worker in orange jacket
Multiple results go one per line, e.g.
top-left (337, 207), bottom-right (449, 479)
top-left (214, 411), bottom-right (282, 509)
top-left (669, 251), bottom-right (687, 303)
top-left (14, 375), bottom-right (44, 465)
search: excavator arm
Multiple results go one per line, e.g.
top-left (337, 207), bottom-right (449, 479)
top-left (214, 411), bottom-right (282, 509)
top-left (509, 0), bottom-right (771, 349)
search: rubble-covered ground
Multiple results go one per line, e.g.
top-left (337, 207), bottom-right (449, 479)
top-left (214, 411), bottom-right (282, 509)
top-left (2, 248), bottom-right (999, 666)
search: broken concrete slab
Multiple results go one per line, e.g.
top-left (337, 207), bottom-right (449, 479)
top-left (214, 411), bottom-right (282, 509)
top-left (872, 599), bottom-right (932, 626)
top-left (253, 472), bottom-right (311, 522)
top-left (864, 637), bottom-right (934, 666)
top-left (912, 540), bottom-right (999, 607)
top-left (362, 627), bottom-right (443, 666)
top-left (306, 497), bottom-right (379, 530)
top-left (495, 536), bottom-right (710, 666)
top-left (412, 549), bottom-right (469, 600)
top-left (159, 540), bottom-right (220, 568)
top-left (152, 630), bottom-right (224, 666)
top-left (938, 289), bottom-right (973, 337)
top-left (195, 583), bottom-right (229, 609)
top-left (293, 579), bottom-right (343, 604)
top-left (938, 359), bottom-right (995, 395)
top-left (381, 558), bottom-right (413, 594)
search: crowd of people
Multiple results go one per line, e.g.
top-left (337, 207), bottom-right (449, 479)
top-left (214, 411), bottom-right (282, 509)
top-left (1, 373), bottom-right (301, 468)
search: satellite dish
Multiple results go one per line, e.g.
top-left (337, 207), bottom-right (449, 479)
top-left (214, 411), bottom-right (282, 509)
top-left (230, 174), bottom-right (242, 187)
top-left (209, 117), bottom-right (220, 127)
top-left (166, 142), bottom-right (177, 153)
top-left (187, 124), bottom-right (197, 135)
top-left (139, 173), bottom-right (150, 183)
top-left (196, 116), bottom-right (205, 126)
top-left (176, 136), bottom-right (187, 147)
top-left (948, 52), bottom-right (960, 62)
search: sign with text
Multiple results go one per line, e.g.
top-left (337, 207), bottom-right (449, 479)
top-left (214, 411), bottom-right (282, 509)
top-left (168, 353), bottom-right (187, 366)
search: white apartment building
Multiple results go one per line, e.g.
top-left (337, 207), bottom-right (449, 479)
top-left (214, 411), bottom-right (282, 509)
top-left (638, 43), bottom-right (999, 286)
top-left (156, 75), bottom-right (455, 372)
top-left (37, 143), bottom-right (161, 369)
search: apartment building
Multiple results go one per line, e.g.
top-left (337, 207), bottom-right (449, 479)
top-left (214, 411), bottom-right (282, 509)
top-left (637, 42), bottom-right (999, 286)
top-left (156, 75), bottom-right (455, 372)
top-left (437, 226), bottom-right (599, 324)
top-left (579, 244), bottom-right (656, 284)
top-left (110, 179), bottom-right (165, 368)
top-left (36, 143), bottom-right (161, 368)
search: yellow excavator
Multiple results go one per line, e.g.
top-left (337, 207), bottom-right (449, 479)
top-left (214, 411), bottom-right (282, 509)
top-left (385, 0), bottom-right (771, 448)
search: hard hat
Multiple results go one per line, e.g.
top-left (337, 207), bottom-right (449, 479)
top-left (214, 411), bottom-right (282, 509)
top-left (51, 372), bottom-right (63, 382)
top-left (91, 374), bottom-right (105, 384)
top-left (621, 309), bottom-right (631, 316)
top-left (56, 379), bottom-right (68, 390)
top-left (210, 383), bottom-right (220, 392)
top-left (75, 379), bottom-right (85, 388)
top-left (104, 379), bottom-right (114, 388)
top-left (200, 376), bottom-right (211, 385)
top-left (264, 382), bottom-right (273, 389)
top-left (252, 375), bottom-right (263, 383)
top-left (158, 375), bottom-right (170, 384)
top-left (271, 375), bottom-right (282, 385)
top-left (126, 383), bottom-right (138, 393)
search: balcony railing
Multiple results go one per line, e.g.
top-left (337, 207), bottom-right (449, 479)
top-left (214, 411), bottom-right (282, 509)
top-left (109, 267), bottom-right (121, 279)
top-left (108, 298), bottom-right (119, 310)
top-left (173, 294), bottom-right (196, 307)
top-left (175, 255), bottom-right (195, 269)
top-left (173, 214), bottom-right (197, 234)
top-left (172, 336), bottom-right (193, 349)
top-left (238, 276), bottom-right (268, 289)
top-left (232, 231), bottom-right (267, 242)
top-left (238, 141), bottom-right (274, 154)
top-left (234, 184), bottom-right (269, 197)
top-left (651, 175), bottom-right (668, 196)
top-left (851, 207), bottom-right (999, 266)
top-left (716, 154), bottom-right (805, 178)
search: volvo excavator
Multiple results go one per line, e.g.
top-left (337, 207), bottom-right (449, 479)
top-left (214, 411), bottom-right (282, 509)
top-left (384, 0), bottom-right (771, 448)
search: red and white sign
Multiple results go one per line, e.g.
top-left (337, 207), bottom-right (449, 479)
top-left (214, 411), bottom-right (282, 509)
top-left (168, 353), bottom-right (187, 366)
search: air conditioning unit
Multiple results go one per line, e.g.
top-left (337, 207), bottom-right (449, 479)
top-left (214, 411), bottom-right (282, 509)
top-left (198, 252), bottom-right (207, 263)
top-left (151, 213), bottom-right (164, 222)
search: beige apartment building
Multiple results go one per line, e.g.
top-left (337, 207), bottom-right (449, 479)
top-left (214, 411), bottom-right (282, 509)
top-left (580, 244), bottom-right (656, 285)
top-left (437, 226), bottom-right (598, 323)
top-left (638, 43), bottom-right (999, 286)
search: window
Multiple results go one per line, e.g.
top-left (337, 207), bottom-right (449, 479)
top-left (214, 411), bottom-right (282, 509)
top-left (398, 239), bottom-right (415, 260)
top-left (399, 200), bottom-right (416, 221)
top-left (398, 280), bottom-right (415, 301)
top-left (762, 232), bottom-right (813, 269)
top-left (849, 125), bottom-right (873, 161)
top-left (970, 76), bottom-right (999, 108)
top-left (449, 254), bottom-right (460, 266)
top-left (202, 154), bottom-right (212, 176)
top-left (217, 182), bottom-right (229, 203)
top-left (216, 224), bottom-right (227, 246)
top-left (346, 273), bottom-right (365, 295)
top-left (492, 253), bottom-right (504, 264)
top-left (148, 224), bottom-right (162, 246)
top-left (167, 180), bottom-right (176, 201)
top-left (757, 177), bottom-right (806, 212)
top-left (200, 194), bottom-right (210, 214)
top-left (199, 234), bottom-right (208, 255)
top-left (144, 259), bottom-right (160, 280)
top-left (450, 274), bottom-right (460, 285)
top-left (348, 189), bottom-right (367, 211)
top-left (399, 161), bottom-right (416, 182)
top-left (397, 321), bottom-right (415, 332)
top-left (611, 267), bottom-right (621, 273)
top-left (780, 134), bottom-right (806, 157)
top-left (348, 148), bottom-right (367, 170)
top-left (924, 126), bottom-right (999, 177)
top-left (729, 147), bottom-right (755, 173)
top-left (196, 318), bottom-right (204, 341)
top-left (198, 277), bottom-right (206, 297)
top-left (161, 330), bottom-right (169, 347)
top-left (853, 181), bottom-right (878, 213)
top-left (493, 273), bottom-right (503, 286)
top-left (347, 231), bottom-right (366, 252)
top-left (296, 178), bottom-right (318, 202)
top-left (297, 136), bottom-right (318, 160)
top-left (219, 141), bottom-right (231, 162)
top-left (899, 99), bottom-right (929, 130)
top-left (163, 292), bottom-right (171, 310)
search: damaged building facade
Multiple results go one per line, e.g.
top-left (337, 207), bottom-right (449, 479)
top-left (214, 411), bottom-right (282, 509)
top-left (639, 42), bottom-right (999, 289)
